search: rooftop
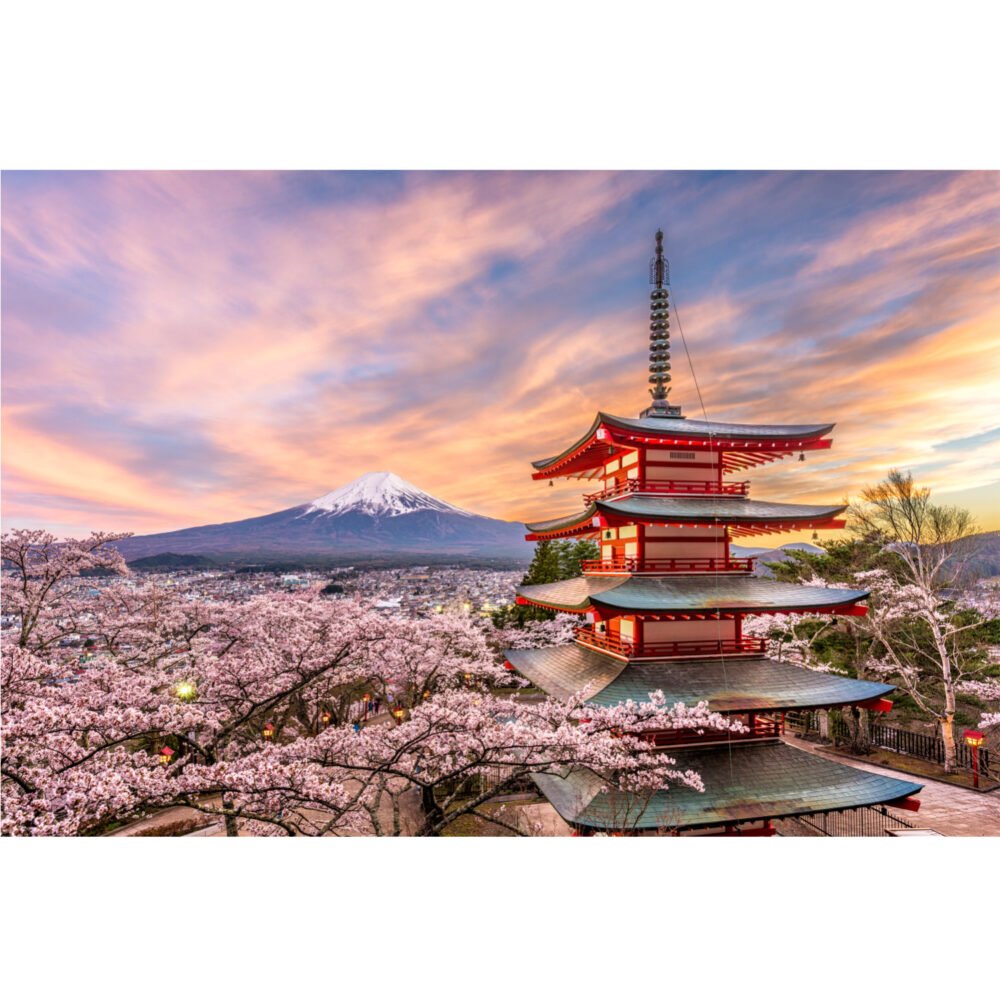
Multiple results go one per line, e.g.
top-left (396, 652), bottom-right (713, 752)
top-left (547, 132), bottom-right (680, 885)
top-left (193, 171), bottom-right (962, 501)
top-left (525, 495), bottom-right (848, 538)
top-left (516, 574), bottom-right (869, 615)
top-left (532, 411), bottom-right (836, 478)
top-left (533, 740), bottom-right (923, 831)
top-left (503, 643), bottom-right (895, 710)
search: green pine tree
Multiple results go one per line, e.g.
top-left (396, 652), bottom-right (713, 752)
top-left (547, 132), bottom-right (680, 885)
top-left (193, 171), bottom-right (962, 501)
top-left (492, 537), bottom-right (600, 628)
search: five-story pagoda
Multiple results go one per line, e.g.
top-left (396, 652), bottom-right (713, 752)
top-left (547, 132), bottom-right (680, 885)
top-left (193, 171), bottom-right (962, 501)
top-left (504, 231), bottom-right (922, 835)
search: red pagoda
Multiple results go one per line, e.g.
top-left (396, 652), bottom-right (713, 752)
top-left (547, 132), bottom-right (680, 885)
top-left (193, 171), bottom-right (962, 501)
top-left (504, 230), bottom-right (922, 835)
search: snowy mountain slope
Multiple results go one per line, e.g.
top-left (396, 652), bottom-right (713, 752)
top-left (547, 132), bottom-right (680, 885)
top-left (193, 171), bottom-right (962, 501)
top-left (114, 472), bottom-right (531, 564)
top-left (304, 472), bottom-right (474, 518)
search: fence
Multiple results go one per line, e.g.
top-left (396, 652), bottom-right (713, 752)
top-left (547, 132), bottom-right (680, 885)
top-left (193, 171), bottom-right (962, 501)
top-left (433, 765), bottom-right (536, 801)
top-left (786, 710), bottom-right (991, 774)
top-left (781, 804), bottom-right (918, 837)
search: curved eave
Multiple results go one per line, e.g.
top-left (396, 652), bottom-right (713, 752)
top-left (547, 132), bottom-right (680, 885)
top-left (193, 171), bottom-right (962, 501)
top-left (531, 411), bottom-right (836, 480)
top-left (516, 575), bottom-right (870, 615)
top-left (503, 644), bottom-right (896, 711)
top-left (524, 496), bottom-right (848, 540)
top-left (534, 742), bottom-right (922, 831)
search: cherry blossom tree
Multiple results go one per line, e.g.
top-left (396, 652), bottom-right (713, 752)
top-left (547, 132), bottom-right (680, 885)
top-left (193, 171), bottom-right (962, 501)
top-left (2, 530), bottom-right (732, 837)
top-left (848, 471), bottom-right (997, 770)
top-left (1, 528), bottom-right (131, 649)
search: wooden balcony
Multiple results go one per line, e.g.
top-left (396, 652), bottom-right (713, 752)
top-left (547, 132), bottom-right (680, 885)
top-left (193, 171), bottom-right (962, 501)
top-left (581, 556), bottom-right (756, 575)
top-left (583, 478), bottom-right (749, 504)
top-left (575, 626), bottom-right (768, 660)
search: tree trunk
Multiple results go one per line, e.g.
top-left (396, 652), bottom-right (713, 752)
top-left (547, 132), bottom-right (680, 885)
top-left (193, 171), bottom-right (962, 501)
top-left (940, 714), bottom-right (957, 774)
top-left (418, 784), bottom-right (445, 834)
top-left (843, 706), bottom-right (872, 755)
top-left (222, 797), bottom-right (239, 837)
top-left (818, 709), bottom-right (829, 741)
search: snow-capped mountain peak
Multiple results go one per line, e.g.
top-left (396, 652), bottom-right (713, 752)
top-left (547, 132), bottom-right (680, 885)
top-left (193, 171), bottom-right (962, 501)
top-left (304, 472), bottom-right (474, 519)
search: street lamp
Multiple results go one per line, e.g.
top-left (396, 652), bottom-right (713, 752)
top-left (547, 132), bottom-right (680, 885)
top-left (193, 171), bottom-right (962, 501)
top-left (392, 708), bottom-right (406, 722)
top-left (320, 710), bottom-right (332, 726)
top-left (964, 729), bottom-right (984, 789)
top-left (262, 721), bottom-right (275, 740)
top-left (159, 746), bottom-right (175, 766)
top-left (175, 681), bottom-right (197, 703)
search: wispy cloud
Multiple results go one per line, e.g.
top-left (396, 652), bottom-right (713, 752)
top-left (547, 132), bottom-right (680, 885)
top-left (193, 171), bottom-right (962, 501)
top-left (3, 170), bottom-right (998, 537)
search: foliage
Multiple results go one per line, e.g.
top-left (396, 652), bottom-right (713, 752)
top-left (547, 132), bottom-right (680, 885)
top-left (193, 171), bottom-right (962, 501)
top-left (1, 530), bottom-right (727, 837)
top-left (491, 538), bottom-right (598, 628)
top-left (750, 472), bottom-right (1000, 768)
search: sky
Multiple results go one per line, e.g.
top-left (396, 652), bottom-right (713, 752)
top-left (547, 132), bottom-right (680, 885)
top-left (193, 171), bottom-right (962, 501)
top-left (2, 170), bottom-right (999, 542)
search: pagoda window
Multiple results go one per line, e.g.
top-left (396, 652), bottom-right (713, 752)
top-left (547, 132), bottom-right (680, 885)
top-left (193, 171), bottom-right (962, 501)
top-left (644, 448), bottom-right (717, 465)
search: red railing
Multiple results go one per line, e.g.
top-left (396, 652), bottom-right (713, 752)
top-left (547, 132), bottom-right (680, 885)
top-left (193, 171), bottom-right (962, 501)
top-left (575, 627), bottom-right (767, 659)
top-left (645, 715), bottom-right (783, 748)
top-left (583, 478), bottom-right (749, 504)
top-left (581, 556), bottom-right (755, 575)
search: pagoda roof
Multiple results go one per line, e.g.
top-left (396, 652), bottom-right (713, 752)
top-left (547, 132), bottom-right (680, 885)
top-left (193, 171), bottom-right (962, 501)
top-left (516, 574), bottom-right (869, 615)
top-left (525, 495), bottom-right (847, 539)
top-left (504, 643), bottom-right (895, 710)
top-left (533, 741), bottom-right (922, 831)
top-left (532, 411), bottom-right (835, 478)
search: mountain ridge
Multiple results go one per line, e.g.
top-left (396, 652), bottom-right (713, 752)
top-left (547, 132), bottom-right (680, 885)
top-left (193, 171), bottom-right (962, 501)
top-left (113, 472), bottom-right (532, 565)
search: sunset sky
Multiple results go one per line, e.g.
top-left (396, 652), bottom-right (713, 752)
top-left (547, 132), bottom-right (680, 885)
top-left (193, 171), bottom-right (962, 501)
top-left (3, 170), bottom-right (999, 541)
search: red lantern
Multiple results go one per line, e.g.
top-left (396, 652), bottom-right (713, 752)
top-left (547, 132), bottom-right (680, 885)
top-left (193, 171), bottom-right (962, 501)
top-left (320, 711), bottom-right (332, 726)
top-left (965, 729), bottom-right (985, 789)
top-left (262, 721), bottom-right (275, 740)
top-left (158, 746), bottom-right (174, 765)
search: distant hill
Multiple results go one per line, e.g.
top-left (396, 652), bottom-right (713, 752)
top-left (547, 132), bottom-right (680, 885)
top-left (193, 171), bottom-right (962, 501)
top-left (732, 534), bottom-right (1000, 582)
top-left (963, 531), bottom-right (1000, 581)
top-left (114, 472), bottom-right (533, 566)
top-left (730, 542), bottom-right (825, 577)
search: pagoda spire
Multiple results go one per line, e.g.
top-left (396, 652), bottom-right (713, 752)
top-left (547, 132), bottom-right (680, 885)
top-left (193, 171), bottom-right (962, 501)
top-left (640, 229), bottom-right (683, 418)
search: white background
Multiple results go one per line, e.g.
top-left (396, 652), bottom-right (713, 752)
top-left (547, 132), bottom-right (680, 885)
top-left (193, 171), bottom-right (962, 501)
top-left (2, 2), bottom-right (997, 995)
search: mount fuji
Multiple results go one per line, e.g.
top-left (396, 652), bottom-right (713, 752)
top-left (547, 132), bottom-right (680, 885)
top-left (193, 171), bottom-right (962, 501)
top-left (113, 472), bottom-right (533, 566)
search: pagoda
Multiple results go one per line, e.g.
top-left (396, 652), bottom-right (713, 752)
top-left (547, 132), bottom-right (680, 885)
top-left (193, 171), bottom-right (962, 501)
top-left (504, 230), bottom-right (922, 836)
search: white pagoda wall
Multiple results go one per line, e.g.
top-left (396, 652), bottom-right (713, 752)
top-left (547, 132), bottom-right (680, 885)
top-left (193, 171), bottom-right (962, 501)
top-left (642, 619), bottom-right (737, 642)
top-left (644, 525), bottom-right (727, 560)
top-left (643, 448), bottom-right (718, 484)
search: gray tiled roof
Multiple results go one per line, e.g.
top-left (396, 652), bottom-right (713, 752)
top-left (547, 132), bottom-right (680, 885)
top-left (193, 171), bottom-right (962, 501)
top-left (526, 495), bottom-right (847, 534)
top-left (517, 574), bottom-right (869, 613)
top-left (503, 643), bottom-right (895, 710)
top-left (532, 411), bottom-right (835, 470)
top-left (533, 741), bottom-right (922, 830)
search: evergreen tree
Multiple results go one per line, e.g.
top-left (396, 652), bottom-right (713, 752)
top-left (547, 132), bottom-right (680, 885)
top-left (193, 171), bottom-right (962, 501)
top-left (492, 538), bottom-right (599, 628)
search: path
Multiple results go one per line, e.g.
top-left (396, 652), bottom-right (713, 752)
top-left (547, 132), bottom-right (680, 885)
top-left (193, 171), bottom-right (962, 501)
top-left (783, 734), bottom-right (1000, 836)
